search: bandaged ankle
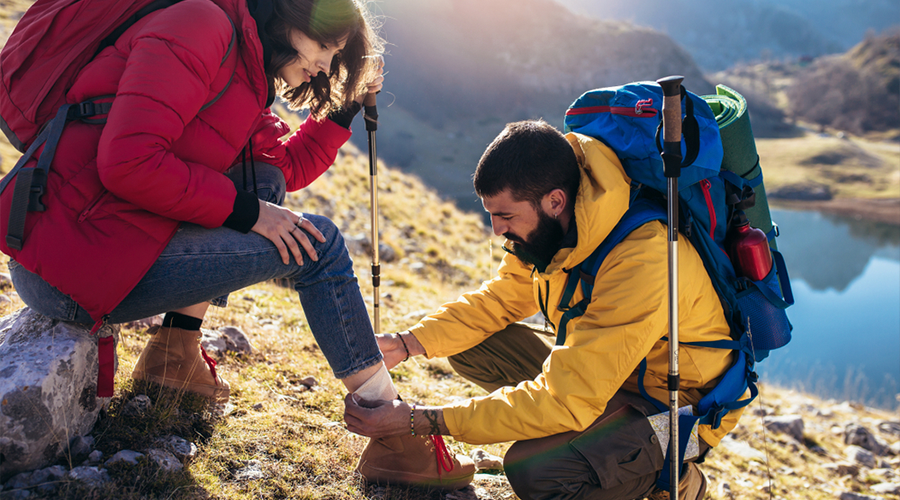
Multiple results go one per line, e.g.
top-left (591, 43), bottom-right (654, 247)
top-left (354, 363), bottom-right (399, 401)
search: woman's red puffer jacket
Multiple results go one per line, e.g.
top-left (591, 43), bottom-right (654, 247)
top-left (0, 0), bottom-right (352, 325)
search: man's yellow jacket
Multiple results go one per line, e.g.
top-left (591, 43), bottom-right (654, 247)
top-left (410, 133), bottom-right (744, 446)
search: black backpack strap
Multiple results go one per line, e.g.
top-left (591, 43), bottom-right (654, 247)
top-left (4, 104), bottom-right (72, 250)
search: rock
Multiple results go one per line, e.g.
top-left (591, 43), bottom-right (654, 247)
top-left (87, 450), bottom-right (103, 464)
top-left (218, 326), bottom-right (253, 355)
top-left (300, 376), bottom-right (318, 389)
top-left (200, 329), bottom-right (228, 356)
top-left (845, 423), bottom-right (889, 456)
top-left (469, 448), bottom-right (503, 471)
top-left (68, 435), bottom-right (95, 459)
top-left (716, 481), bottom-right (734, 499)
top-left (148, 449), bottom-right (183, 473)
top-left (233, 459), bottom-right (265, 481)
top-left (871, 483), bottom-right (900, 495)
top-left (839, 493), bottom-right (886, 500)
top-left (878, 421), bottom-right (900, 436)
top-left (67, 466), bottom-right (110, 488)
top-left (121, 394), bottom-right (153, 418)
top-left (823, 461), bottom-right (860, 476)
top-left (105, 450), bottom-right (145, 466)
top-left (0, 308), bottom-right (119, 481)
top-left (154, 435), bottom-right (197, 463)
top-left (763, 415), bottom-right (805, 442)
top-left (846, 445), bottom-right (877, 469)
top-left (718, 435), bottom-right (767, 461)
top-left (5, 465), bottom-right (66, 495)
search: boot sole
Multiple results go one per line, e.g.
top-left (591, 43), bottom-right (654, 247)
top-left (357, 461), bottom-right (474, 491)
top-left (132, 371), bottom-right (230, 403)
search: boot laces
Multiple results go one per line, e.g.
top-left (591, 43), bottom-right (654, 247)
top-left (431, 435), bottom-right (454, 477)
top-left (199, 345), bottom-right (219, 386)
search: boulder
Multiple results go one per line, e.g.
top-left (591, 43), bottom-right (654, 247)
top-left (845, 423), bottom-right (889, 456)
top-left (763, 415), bottom-right (805, 442)
top-left (0, 308), bottom-right (119, 481)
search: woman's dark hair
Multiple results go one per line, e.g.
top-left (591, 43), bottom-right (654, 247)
top-left (267, 0), bottom-right (382, 119)
top-left (473, 120), bottom-right (580, 208)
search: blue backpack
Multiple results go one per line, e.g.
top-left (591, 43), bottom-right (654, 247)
top-left (562, 82), bottom-right (794, 489)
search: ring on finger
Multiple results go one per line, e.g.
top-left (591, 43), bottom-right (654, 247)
top-left (296, 217), bottom-right (306, 226)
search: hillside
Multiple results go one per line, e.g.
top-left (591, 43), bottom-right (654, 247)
top-left (557, 0), bottom-right (898, 72)
top-left (350, 0), bottom-right (713, 213)
top-left (1, 140), bottom-right (899, 499)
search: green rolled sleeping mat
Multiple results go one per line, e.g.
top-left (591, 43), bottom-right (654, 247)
top-left (703, 85), bottom-right (778, 250)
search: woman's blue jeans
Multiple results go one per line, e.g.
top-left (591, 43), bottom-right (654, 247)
top-left (9, 163), bottom-right (382, 379)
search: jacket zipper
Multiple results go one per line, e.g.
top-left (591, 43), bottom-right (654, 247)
top-left (700, 179), bottom-right (716, 240)
top-left (78, 190), bottom-right (111, 223)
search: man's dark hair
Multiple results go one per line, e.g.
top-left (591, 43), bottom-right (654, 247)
top-left (473, 120), bottom-right (580, 208)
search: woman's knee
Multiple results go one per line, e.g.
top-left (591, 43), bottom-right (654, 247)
top-left (226, 162), bottom-right (286, 205)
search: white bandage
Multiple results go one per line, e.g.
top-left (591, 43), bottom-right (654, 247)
top-left (353, 362), bottom-right (399, 401)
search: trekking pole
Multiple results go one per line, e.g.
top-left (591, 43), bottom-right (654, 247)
top-left (657, 74), bottom-right (684, 500)
top-left (364, 58), bottom-right (382, 334)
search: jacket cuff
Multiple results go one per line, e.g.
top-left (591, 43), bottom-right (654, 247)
top-left (222, 190), bottom-right (260, 233)
top-left (327, 101), bottom-right (362, 129)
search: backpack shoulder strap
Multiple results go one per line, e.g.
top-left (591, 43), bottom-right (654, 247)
top-left (555, 197), bottom-right (667, 345)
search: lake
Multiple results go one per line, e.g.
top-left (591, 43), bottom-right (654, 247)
top-left (761, 209), bottom-right (900, 411)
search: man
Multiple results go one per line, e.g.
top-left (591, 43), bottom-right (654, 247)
top-left (345, 120), bottom-right (744, 499)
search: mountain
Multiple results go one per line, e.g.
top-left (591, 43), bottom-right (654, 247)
top-left (555, 0), bottom-right (898, 71)
top-left (351, 0), bottom-right (713, 213)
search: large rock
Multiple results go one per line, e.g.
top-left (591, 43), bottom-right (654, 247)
top-left (0, 308), bottom-right (119, 481)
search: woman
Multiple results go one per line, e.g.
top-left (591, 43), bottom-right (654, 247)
top-left (0, 0), bottom-right (474, 489)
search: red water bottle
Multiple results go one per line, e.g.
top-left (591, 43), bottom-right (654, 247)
top-left (727, 211), bottom-right (773, 281)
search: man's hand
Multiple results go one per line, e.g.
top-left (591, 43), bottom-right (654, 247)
top-left (376, 332), bottom-right (426, 370)
top-left (344, 394), bottom-right (409, 438)
top-left (344, 394), bottom-right (451, 437)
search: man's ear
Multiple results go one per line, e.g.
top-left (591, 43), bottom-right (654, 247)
top-left (541, 189), bottom-right (567, 218)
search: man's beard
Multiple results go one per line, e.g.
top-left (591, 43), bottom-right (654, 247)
top-left (505, 209), bottom-right (565, 269)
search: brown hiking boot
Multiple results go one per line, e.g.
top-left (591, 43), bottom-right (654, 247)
top-left (356, 434), bottom-right (475, 491)
top-left (132, 326), bottom-right (229, 402)
top-left (646, 462), bottom-right (708, 499)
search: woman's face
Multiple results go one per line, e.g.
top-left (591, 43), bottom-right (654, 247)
top-left (278, 30), bottom-right (347, 88)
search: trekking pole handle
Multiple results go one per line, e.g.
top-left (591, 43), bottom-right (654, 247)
top-left (657, 75), bottom-right (683, 142)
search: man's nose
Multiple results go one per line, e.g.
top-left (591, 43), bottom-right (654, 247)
top-left (490, 217), bottom-right (506, 237)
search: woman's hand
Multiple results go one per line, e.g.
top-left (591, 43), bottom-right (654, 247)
top-left (251, 200), bottom-right (325, 265)
top-left (376, 332), bottom-right (426, 370)
top-left (344, 394), bottom-right (409, 438)
top-left (354, 55), bottom-right (384, 104)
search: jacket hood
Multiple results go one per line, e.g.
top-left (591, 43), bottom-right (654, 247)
top-left (541, 133), bottom-right (632, 276)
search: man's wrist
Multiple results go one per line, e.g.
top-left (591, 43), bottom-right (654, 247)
top-left (412, 405), bottom-right (449, 436)
top-left (401, 331), bottom-right (427, 357)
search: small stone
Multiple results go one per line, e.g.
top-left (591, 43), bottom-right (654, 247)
top-left (148, 449), bottom-right (183, 472)
top-left (845, 423), bottom-right (889, 456)
top-left (233, 459), bottom-right (265, 481)
top-left (300, 376), bottom-right (318, 388)
top-left (219, 326), bottom-right (253, 355)
top-left (846, 445), bottom-right (877, 469)
top-left (105, 450), bottom-right (145, 466)
top-left (763, 415), bottom-right (804, 442)
top-left (88, 450), bottom-right (103, 464)
top-left (871, 483), bottom-right (900, 495)
top-left (878, 421), bottom-right (900, 436)
top-left (67, 466), bottom-right (110, 488)
top-left (469, 448), bottom-right (503, 471)
top-left (68, 435), bottom-right (94, 458)
top-left (838, 493), bottom-right (886, 500)
top-left (823, 461), bottom-right (860, 476)
top-left (121, 394), bottom-right (153, 418)
top-left (200, 329), bottom-right (227, 356)
top-left (252, 403), bottom-right (264, 411)
top-left (717, 482), bottom-right (734, 499)
top-left (155, 436), bottom-right (197, 463)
